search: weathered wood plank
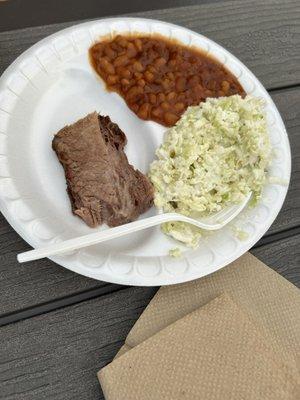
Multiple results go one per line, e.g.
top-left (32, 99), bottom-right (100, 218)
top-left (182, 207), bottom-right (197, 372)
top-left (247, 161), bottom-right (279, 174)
top-left (0, 286), bottom-right (157, 400)
top-left (268, 87), bottom-right (300, 233)
top-left (0, 234), bottom-right (299, 400)
top-left (0, 0), bottom-right (300, 89)
top-left (0, 0), bottom-right (215, 32)
top-left (0, 212), bottom-right (108, 315)
top-left (251, 234), bottom-right (300, 287)
top-left (0, 86), bottom-right (299, 315)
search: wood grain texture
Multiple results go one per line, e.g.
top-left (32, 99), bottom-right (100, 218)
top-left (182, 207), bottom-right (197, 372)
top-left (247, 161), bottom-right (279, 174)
top-left (0, 235), bottom-right (299, 400)
top-left (0, 86), bottom-right (298, 316)
top-left (0, 0), bottom-right (300, 88)
top-left (267, 87), bottom-right (300, 233)
top-left (0, 0), bottom-right (212, 32)
top-left (0, 286), bottom-right (157, 400)
top-left (0, 2), bottom-right (299, 398)
top-left (251, 234), bottom-right (300, 287)
top-left (0, 212), bottom-right (108, 315)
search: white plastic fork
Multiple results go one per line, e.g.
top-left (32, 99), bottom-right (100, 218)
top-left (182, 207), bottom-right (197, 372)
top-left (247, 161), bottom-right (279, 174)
top-left (17, 193), bottom-right (251, 263)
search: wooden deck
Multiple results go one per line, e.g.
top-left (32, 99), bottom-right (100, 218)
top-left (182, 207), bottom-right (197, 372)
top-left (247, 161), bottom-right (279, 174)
top-left (0, 0), bottom-right (299, 398)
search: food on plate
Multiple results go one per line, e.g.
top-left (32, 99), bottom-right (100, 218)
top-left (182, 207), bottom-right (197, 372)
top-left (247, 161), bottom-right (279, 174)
top-left (52, 112), bottom-right (154, 228)
top-left (89, 34), bottom-right (245, 127)
top-left (169, 247), bottom-right (182, 258)
top-left (149, 95), bottom-right (271, 248)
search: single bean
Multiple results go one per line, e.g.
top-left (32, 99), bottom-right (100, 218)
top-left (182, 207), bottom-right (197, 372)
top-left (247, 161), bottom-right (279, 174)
top-left (148, 65), bottom-right (156, 74)
top-left (134, 72), bottom-right (143, 80)
top-left (121, 78), bottom-right (130, 86)
top-left (114, 54), bottom-right (130, 67)
top-left (164, 112), bottom-right (178, 126)
top-left (192, 84), bottom-right (204, 97)
top-left (174, 102), bottom-right (185, 112)
top-left (132, 61), bottom-right (143, 72)
top-left (131, 104), bottom-right (139, 113)
top-left (155, 57), bottom-right (167, 68)
top-left (161, 102), bottom-right (171, 110)
top-left (144, 70), bottom-right (154, 83)
top-left (116, 36), bottom-right (128, 48)
top-left (120, 68), bottom-right (132, 79)
top-left (207, 80), bottom-right (216, 90)
top-left (137, 79), bottom-right (146, 87)
top-left (167, 72), bottom-right (175, 81)
top-left (99, 58), bottom-right (115, 75)
top-left (144, 84), bottom-right (154, 93)
top-left (104, 46), bottom-right (117, 59)
top-left (137, 103), bottom-right (151, 120)
top-left (221, 80), bottom-right (230, 92)
top-left (205, 89), bottom-right (213, 96)
top-left (162, 79), bottom-right (171, 90)
top-left (134, 38), bottom-right (143, 52)
top-left (127, 85), bottom-right (143, 99)
top-left (157, 93), bottom-right (166, 103)
top-left (152, 107), bottom-right (163, 118)
top-left (107, 75), bottom-right (118, 85)
top-left (176, 77), bottom-right (186, 92)
top-left (149, 93), bottom-right (157, 104)
top-left (126, 43), bottom-right (137, 58)
top-left (167, 92), bottom-right (176, 101)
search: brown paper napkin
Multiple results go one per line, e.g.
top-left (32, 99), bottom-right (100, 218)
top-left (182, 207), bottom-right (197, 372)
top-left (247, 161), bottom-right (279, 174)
top-left (118, 253), bottom-right (300, 369)
top-left (99, 294), bottom-right (300, 400)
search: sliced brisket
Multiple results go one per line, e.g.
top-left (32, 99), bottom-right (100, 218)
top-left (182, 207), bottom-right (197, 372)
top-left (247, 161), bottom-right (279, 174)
top-left (52, 112), bottom-right (154, 227)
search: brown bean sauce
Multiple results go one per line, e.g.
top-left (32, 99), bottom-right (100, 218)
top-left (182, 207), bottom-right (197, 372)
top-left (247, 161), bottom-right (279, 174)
top-left (89, 34), bottom-right (245, 127)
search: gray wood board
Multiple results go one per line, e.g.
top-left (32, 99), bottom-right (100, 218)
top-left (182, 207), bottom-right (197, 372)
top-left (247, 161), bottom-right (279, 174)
top-left (0, 0), bottom-right (300, 89)
top-left (0, 212), bottom-right (110, 315)
top-left (0, 86), bottom-right (299, 316)
top-left (0, 234), bottom-right (299, 400)
top-left (267, 87), bottom-right (300, 234)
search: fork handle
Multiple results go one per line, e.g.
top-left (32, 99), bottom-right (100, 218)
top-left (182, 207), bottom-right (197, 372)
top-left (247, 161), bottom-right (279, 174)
top-left (17, 213), bottom-right (182, 263)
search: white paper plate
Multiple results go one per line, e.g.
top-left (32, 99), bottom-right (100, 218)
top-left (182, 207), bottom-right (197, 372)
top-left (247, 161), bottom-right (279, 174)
top-left (0, 18), bottom-right (291, 286)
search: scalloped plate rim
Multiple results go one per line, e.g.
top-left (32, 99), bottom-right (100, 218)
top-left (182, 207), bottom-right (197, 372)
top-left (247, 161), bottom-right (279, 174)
top-left (0, 17), bottom-right (291, 286)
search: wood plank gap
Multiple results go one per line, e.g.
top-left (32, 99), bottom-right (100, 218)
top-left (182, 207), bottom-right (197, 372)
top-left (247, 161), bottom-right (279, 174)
top-left (268, 83), bottom-right (300, 94)
top-left (1, 225), bottom-right (300, 328)
top-left (254, 226), bottom-right (300, 248)
top-left (0, 283), bottom-right (127, 328)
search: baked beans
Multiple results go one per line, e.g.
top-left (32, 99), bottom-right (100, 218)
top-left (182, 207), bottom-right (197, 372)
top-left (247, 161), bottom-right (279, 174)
top-left (90, 34), bottom-right (245, 127)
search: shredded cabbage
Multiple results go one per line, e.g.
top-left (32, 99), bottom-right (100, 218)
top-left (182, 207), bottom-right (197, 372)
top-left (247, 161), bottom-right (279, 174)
top-left (169, 247), bottom-right (182, 258)
top-left (149, 95), bottom-right (271, 248)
